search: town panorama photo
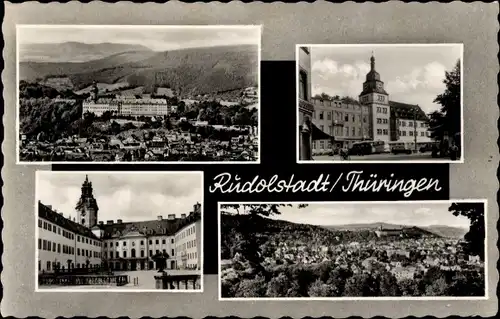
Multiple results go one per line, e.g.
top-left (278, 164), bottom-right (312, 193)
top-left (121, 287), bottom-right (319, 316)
top-left (17, 25), bottom-right (260, 163)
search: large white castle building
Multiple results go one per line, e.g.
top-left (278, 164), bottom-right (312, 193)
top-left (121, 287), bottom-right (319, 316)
top-left (37, 175), bottom-right (202, 273)
top-left (82, 82), bottom-right (170, 118)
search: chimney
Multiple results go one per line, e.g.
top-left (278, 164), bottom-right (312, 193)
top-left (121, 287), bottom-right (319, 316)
top-left (117, 219), bottom-right (122, 224)
top-left (167, 214), bottom-right (175, 220)
top-left (47, 205), bottom-right (52, 210)
top-left (99, 221), bottom-right (104, 226)
top-left (181, 214), bottom-right (186, 219)
top-left (157, 215), bottom-right (163, 221)
top-left (107, 220), bottom-right (113, 225)
top-left (59, 212), bottom-right (63, 216)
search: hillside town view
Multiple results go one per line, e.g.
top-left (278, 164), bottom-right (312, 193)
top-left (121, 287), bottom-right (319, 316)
top-left (298, 45), bottom-right (462, 162)
top-left (220, 202), bottom-right (485, 298)
top-left (18, 26), bottom-right (260, 162)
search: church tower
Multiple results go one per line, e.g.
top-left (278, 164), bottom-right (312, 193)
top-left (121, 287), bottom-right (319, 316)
top-left (75, 175), bottom-right (99, 228)
top-left (359, 53), bottom-right (390, 142)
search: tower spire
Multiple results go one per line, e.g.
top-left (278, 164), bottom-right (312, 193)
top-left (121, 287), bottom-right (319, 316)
top-left (370, 51), bottom-right (375, 71)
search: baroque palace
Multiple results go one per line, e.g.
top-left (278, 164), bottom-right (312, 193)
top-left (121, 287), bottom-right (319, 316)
top-left (37, 175), bottom-right (201, 273)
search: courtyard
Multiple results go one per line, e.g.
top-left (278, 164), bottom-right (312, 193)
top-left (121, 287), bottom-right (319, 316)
top-left (38, 269), bottom-right (201, 291)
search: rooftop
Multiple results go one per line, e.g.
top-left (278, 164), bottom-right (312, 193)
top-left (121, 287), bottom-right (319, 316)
top-left (38, 201), bottom-right (99, 240)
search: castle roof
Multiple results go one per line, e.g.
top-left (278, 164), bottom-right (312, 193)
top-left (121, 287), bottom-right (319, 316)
top-left (389, 101), bottom-right (429, 121)
top-left (99, 211), bottom-right (201, 239)
top-left (38, 201), bottom-right (99, 240)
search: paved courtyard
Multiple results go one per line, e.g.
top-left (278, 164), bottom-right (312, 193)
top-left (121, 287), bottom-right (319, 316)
top-left (39, 269), bottom-right (201, 290)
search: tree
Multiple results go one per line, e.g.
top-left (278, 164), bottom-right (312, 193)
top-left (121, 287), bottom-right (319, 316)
top-left (429, 59), bottom-right (461, 141)
top-left (266, 272), bottom-right (293, 297)
top-left (313, 92), bottom-right (333, 100)
top-left (308, 278), bottom-right (334, 297)
top-left (449, 202), bottom-right (485, 260)
top-left (425, 277), bottom-right (449, 296)
top-left (220, 204), bottom-right (307, 271)
top-left (234, 275), bottom-right (267, 297)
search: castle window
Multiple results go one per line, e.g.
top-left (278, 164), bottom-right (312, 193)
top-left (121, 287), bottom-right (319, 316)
top-left (162, 239), bottom-right (166, 244)
top-left (140, 240), bottom-right (144, 245)
top-left (171, 238), bottom-right (174, 244)
top-left (421, 132), bottom-right (425, 137)
top-left (123, 241), bottom-right (127, 246)
top-left (319, 111), bottom-right (324, 120)
top-left (38, 219), bottom-right (42, 228)
top-left (38, 238), bottom-right (41, 249)
top-left (58, 243), bottom-right (61, 253)
top-left (81, 219), bottom-right (85, 225)
top-left (77, 248), bottom-right (80, 256)
top-left (156, 239), bottom-right (159, 245)
top-left (149, 250), bottom-right (153, 256)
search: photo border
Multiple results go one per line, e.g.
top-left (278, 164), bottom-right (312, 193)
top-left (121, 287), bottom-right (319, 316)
top-left (295, 43), bottom-right (465, 165)
top-left (34, 170), bottom-right (205, 293)
top-left (218, 199), bottom-right (488, 301)
top-left (16, 24), bottom-right (262, 165)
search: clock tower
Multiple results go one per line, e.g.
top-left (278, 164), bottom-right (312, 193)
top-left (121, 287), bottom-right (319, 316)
top-left (359, 54), bottom-right (390, 142)
top-left (75, 175), bottom-right (99, 228)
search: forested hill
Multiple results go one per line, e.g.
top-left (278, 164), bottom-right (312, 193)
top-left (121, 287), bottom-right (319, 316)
top-left (324, 223), bottom-right (465, 239)
top-left (19, 44), bottom-right (259, 96)
top-left (221, 214), bottom-right (441, 252)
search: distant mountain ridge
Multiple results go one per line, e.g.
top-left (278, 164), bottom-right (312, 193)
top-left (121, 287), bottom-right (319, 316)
top-left (19, 43), bottom-right (259, 96)
top-left (324, 222), bottom-right (467, 238)
top-left (19, 42), bottom-right (153, 63)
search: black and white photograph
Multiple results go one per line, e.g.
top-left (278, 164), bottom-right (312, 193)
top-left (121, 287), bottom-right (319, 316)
top-left (297, 44), bottom-right (463, 163)
top-left (219, 201), bottom-right (486, 299)
top-left (35, 171), bottom-right (203, 292)
top-left (17, 25), bottom-right (260, 164)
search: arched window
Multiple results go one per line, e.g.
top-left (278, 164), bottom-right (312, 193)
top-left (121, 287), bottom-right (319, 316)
top-left (81, 218), bottom-right (85, 225)
top-left (131, 248), bottom-right (136, 258)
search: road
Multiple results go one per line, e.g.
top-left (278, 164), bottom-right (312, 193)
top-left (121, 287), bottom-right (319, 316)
top-left (313, 152), bottom-right (452, 162)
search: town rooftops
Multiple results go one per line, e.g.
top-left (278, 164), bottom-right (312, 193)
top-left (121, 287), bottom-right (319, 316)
top-left (38, 201), bottom-right (99, 240)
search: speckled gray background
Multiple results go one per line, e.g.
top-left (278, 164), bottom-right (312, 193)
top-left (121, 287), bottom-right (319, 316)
top-left (2, 2), bottom-right (498, 318)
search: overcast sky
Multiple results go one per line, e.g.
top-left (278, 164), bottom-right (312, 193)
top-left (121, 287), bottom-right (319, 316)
top-left (37, 172), bottom-right (202, 223)
top-left (309, 45), bottom-right (462, 114)
top-left (18, 25), bottom-right (261, 51)
top-left (224, 202), bottom-right (470, 228)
